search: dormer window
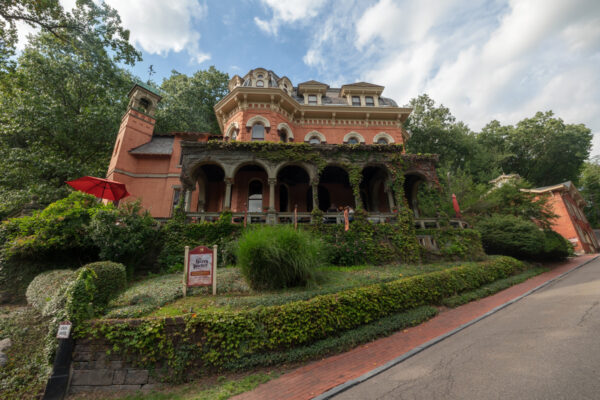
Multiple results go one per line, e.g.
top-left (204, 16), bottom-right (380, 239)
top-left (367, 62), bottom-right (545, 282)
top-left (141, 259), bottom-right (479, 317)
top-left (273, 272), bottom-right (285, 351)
top-left (352, 96), bottom-right (361, 106)
top-left (252, 124), bottom-right (265, 141)
top-left (256, 80), bottom-right (264, 87)
top-left (365, 96), bottom-right (374, 106)
top-left (308, 95), bottom-right (317, 105)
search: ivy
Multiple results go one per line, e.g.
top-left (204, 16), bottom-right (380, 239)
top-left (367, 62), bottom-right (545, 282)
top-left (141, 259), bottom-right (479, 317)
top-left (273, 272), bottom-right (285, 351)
top-left (79, 257), bottom-right (524, 381)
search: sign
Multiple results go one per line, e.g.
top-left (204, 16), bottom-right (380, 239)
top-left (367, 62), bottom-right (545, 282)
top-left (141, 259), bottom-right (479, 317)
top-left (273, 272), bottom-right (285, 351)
top-left (187, 246), bottom-right (214, 287)
top-left (56, 321), bottom-right (72, 339)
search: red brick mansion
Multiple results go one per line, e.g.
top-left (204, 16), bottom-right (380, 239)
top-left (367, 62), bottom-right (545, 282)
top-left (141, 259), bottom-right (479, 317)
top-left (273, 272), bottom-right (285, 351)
top-left (107, 68), bottom-right (443, 225)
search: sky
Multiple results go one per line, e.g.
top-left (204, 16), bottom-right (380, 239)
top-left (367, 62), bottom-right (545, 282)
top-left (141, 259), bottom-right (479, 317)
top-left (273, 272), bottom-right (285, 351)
top-left (16, 0), bottom-right (600, 156)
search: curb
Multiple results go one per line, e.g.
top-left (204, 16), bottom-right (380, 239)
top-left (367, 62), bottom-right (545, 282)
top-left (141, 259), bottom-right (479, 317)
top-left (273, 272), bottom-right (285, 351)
top-left (313, 255), bottom-right (599, 400)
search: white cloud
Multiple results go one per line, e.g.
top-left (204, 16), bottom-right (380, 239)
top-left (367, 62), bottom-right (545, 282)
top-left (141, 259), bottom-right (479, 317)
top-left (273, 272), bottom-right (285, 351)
top-left (105, 0), bottom-right (210, 64)
top-left (254, 0), bottom-right (327, 36)
top-left (350, 0), bottom-right (600, 156)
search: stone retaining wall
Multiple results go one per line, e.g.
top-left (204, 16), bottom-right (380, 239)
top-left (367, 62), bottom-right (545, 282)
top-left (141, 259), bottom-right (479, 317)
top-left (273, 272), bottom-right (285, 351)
top-left (69, 338), bottom-right (162, 394)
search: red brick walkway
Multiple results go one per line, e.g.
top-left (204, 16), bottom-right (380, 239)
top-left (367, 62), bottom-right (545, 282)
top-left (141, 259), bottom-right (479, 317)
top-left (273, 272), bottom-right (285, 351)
top-left (233, 255), bottom-right (597, 400)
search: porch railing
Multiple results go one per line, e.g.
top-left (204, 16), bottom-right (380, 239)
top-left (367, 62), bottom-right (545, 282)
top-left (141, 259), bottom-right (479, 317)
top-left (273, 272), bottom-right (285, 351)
top-left (185, 211), bottom-right (468, 229)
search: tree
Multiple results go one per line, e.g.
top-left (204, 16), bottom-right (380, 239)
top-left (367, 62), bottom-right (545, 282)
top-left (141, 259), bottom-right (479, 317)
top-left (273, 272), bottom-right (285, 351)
top-left (0, 0), bottom-right (140, 72)
top-left (501, 111), bottom-right (592, 186)
top-left (405, 94), bottom-right (481, 175)
top-left (469, 180), bottom-right (557, 229)
top-left (579, 159), bottom-right (600, 228)
top-left (0, 1), bottom-right (138, 218)
top-left (154, 67), bottom-right (229, 134)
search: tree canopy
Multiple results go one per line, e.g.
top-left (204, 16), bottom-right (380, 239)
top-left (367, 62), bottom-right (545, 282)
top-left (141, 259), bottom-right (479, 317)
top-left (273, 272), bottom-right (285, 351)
top-left (154, 67), bottom-right (229, 134)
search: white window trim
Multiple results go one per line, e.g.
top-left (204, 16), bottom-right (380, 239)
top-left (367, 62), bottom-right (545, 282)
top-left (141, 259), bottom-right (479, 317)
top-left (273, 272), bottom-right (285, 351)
top-left (277, 122), bottom-right (294, 141)
top-left (304, 131), bottom-right (326, 143)
top-left (343, 132), bottom-right (366, 144)
top-left (246, 115), bottom-right (271, 129)
top-left (373, 132), bottom-right (395, 144)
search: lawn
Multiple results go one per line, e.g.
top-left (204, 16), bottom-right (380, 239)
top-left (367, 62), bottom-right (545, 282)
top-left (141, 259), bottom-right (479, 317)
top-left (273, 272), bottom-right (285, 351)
top-left (105, 261), bottom-right (483, 318)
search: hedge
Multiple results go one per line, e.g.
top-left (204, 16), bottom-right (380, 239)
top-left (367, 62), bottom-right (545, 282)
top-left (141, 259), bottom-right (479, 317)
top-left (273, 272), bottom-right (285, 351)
top-left (25, 269), bottom-right (77, 316)
top-left (85, 256), bottom-right (524, 378)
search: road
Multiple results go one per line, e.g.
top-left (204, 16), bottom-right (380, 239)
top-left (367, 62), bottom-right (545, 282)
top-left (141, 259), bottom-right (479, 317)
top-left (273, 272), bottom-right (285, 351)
top-left (333, 258), bottom-right (600, 400)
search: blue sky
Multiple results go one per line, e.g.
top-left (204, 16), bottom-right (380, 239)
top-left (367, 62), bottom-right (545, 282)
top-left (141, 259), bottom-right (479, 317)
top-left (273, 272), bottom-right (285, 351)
top-left (17, 0), bottom-right (600, 155)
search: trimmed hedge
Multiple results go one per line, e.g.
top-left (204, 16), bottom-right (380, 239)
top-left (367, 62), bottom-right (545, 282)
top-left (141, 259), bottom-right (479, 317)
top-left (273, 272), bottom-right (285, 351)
top-left (85, 256), bottom-right (524, 378)
top-left (541, 230), bottom-right (571, 260)
top-left (476, 214), bottom-right (545, 259)
top-left (25, 269), bottom-right (76, 316)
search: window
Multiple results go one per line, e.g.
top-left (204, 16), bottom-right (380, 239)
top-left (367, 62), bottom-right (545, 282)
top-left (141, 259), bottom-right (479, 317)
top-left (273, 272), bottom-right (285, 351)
top-left (252, 124), bottom-right (265, 141)
top-left (365, 96), bottom-right (374, 106)
top-left (257, 74), bottom-right (263, 78)
top-left (256, 80), bottom-right (264, 87)
top-left (248, 180), bottom-right (263, 212)
top-left (352, 96), bottom-right (361, 106)
top-left (347, 137), bottom-right (359, 144)
top-left (377, 138), bottom-right (389, 144)
top-left (309, 136), bottom-right (321, 144)
top-left (231, 130), bottom-right (238, 141)
top-left (172, 188), bottom-right (182, 211)
top-left (308, 95), bottom-right (317, 105)
top-left (139, 98), bottom-right (151, 113)
top-left (279, 130), bottom-right (288, 143)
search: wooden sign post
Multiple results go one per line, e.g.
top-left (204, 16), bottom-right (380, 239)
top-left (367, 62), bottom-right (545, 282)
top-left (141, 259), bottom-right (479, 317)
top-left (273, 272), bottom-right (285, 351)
top-left (183, 245), bottom-right (218, 297)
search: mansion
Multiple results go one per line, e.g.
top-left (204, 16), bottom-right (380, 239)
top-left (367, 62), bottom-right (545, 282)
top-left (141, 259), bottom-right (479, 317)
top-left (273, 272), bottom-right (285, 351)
top-left (106, 68), bottom-right (444, 225)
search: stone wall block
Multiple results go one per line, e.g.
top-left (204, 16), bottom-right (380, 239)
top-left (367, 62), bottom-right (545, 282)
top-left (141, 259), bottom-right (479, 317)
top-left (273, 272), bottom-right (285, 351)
top-left (125, 369), bottom-right (149, 385)
top-left (71, 369), bottom-right (114, 386)
top-left (72, 351), bottom-right (92, 362)
top-left (112, 370), bottom-right (126, 385)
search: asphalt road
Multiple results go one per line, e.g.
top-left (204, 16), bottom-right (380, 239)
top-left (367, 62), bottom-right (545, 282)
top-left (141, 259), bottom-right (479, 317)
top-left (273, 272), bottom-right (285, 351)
top-left (333, 258), bottom-right (600, 400)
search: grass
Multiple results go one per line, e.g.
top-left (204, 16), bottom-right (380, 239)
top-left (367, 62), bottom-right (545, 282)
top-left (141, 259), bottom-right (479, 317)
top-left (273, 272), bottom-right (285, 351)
top-left (136, 261), bottom-right (476, 318)
top-left (69, 371), bottom-right (280, 400)
top-left (0, 305), bottom-right (51, 400)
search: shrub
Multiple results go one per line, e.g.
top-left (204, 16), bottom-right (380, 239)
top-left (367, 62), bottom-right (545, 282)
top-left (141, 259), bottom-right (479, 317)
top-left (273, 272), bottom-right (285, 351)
top-left (81, 261), bottom-right (127, 311)
top-left (237, 225), bottom-right (324, 290)
top-left (25, 269), bottom-right (76, 316)
top-left (88, 201), bottom-right (159, 275)
top-left (475, 214), bottom-right (545, 259)
top-left (157, 211), bottom-right (242, 271)
top-left (420, 228), bottom-right (486, 261)
top-left (87, 256), bottom-right (524, 377)
top-left (540, 230), bottom-right (570, 260)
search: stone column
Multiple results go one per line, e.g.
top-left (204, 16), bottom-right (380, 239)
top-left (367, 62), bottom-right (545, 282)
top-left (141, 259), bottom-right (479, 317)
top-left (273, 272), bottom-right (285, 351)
top-left (184, 189), bottom-right (192, 212)
top-left (224, 178), bottom-right (233, 210)
top-left (268, 178), bottom-right (276, 211)
top-left (386, 181), bottom-right (396, 211)
top-left (311, 180), bottom-right (319, 211)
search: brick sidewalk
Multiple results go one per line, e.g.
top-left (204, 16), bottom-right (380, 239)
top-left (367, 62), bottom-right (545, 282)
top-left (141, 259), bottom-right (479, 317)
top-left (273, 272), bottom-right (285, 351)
top-left (233, 255), bottom-right (597, 400)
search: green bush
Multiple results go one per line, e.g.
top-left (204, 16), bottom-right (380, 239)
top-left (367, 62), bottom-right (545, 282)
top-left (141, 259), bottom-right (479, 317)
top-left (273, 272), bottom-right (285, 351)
top-left (475, 214), bottom-right (545, 259)
top-left (157, 211), bottom-right (242, 271)
top-left (236, 225), bottom-right (325, 290)
top-left (25, 269), bottom-right (76, 316)
top-left (88, 201), bottom-right (159, 275)
top-left (87, 256), bottom-right (524, 376)
top-left (82, 261), bottom-right (127, 310)
top-left (540, 230), bottom-right (570, 260)
top-left (420, 228), bottom-right (486, 261)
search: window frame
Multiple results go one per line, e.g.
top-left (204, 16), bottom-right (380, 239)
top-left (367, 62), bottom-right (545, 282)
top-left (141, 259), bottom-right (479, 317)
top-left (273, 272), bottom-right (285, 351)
top-left (351, 96), bottom-right (361, 106)
top-left (365, 96), bottom-right (374, 106)
top-left (251, 123), bottom-right (265, 141)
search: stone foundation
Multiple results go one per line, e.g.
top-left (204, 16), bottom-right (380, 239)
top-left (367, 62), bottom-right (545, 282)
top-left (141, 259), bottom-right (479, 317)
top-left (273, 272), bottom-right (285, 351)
top-left (69, 338), bottom-right (162, 394)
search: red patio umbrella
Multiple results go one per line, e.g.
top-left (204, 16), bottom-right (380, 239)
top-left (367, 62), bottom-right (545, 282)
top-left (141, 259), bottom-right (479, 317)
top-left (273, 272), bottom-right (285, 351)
top-left (66, 176), bottom-right (130, 201)
top-left (452, 193), bottom-right (462, 219)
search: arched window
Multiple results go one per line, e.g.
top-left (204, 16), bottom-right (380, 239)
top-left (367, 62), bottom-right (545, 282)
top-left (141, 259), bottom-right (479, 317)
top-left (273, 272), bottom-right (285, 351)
top-left (252, 124), bottom-right (265, 141)
top-left (256, 80), bottom-right (264, 87)
top-left (347, 137), bottom-right (359, 144)
top-left (377, 137), bottom-right (389, 144)
top-left (248, 180), bottom-right (263, 212)
top-left (309, 136), bottom-right (321, 144)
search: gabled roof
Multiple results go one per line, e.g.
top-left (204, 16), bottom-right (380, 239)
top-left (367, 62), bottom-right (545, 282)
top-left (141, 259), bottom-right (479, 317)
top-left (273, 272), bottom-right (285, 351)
top-left (298, 80), bottom-right (328, 86)
top-left (128, 81), bottom-right (162, 98)
top-left (343, 82), bottom-right (384, 88)
top-left (129, 136), bottom-right (173, 156)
